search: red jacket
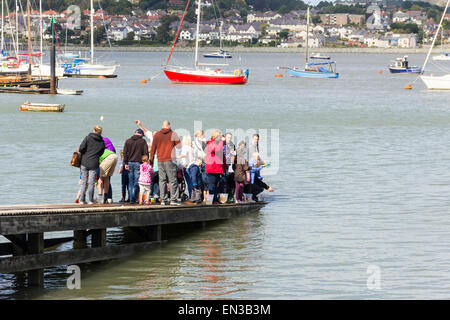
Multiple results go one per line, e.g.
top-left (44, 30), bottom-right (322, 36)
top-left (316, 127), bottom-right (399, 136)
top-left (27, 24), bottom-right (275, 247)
top-left (205, 138), bottom-right (226, 174)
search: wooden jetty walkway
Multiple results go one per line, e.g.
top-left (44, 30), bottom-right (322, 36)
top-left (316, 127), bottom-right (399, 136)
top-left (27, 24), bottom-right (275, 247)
top-left (0, 202), bottom-right (266, 287)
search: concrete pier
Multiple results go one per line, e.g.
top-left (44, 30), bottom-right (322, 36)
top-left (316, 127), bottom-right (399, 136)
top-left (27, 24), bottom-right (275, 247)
top-left (0, 202), bottom-right (266, 286)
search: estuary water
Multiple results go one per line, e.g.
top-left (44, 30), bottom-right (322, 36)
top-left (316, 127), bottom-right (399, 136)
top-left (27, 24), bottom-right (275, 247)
top-left (1, 51), bottom-right (450, 299)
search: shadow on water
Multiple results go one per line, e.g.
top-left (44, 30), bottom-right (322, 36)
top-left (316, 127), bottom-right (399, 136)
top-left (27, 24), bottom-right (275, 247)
top-left (0, 208), bottom-right (267, 300)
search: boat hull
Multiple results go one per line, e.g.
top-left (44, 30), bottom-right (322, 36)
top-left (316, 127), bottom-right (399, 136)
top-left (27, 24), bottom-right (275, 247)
top-left (203, 54), bottom-right (232, 59)
top-left (0, 76), bottom-right (52, 88)
top-left (289, 69), bottom-right (339, 78)
top-left (432, 54), bottom-right (450, 61)
top-left (20, 103), bottom-right (65, 112)
top-left (164, 69), bottom-right (247, 84)
top-left (63, 63), bottom-right (117, 76)
top-left (420, 74), bottom-right (450, 90)
top-left (388, 67), bottom-right (421, 74)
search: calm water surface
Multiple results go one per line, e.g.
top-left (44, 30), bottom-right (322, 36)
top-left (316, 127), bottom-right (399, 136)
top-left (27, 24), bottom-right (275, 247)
top-left (1, 51), bottom-right (450, 299)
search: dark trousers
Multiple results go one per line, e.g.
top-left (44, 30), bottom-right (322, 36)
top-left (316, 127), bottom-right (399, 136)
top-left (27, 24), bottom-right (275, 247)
top-left (150, 171), bottom-right (159, 197)
top-left (183, 168), bottom-right (193, 198)
top-left (121, 171), bottom-right (129, 199)
top-left (207, 173), bottom-right (222, 203)
top-left (250, 179), bottom-right (269, 200)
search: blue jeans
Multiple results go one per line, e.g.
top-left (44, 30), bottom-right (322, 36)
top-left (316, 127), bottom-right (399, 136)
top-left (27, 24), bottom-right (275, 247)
top-left (127, 162), bottom-right (140, 203)
top-left (80, 165), bottom-right (97, 203)
top-left (183, 168), bottom-right (193, 198)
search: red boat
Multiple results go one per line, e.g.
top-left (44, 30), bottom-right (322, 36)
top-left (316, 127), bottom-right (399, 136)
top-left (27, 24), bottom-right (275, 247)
top-left (162, 0), bottom-right (249, 85)
top-left (164, 68), bottom-right (248, 85)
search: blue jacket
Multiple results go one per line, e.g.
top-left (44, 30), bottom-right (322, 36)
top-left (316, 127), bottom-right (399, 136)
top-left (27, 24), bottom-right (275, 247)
top-left (188, 164), bottom-right (203, 188)
top-left (249, 158), bottom-right (263, 184)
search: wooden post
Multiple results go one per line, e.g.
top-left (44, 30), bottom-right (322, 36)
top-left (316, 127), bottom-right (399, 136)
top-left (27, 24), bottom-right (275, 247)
top-left (50, 16), bottom-right (56, 94)
top-left (27, 233), bottom-right (44, 287)
top-left (91, 229), bottom-right (106, 248)
top-left (73, 230), bottom-right (87, 249)
top-left (196, 221), bottom-right (206, 229)
top-left (6, 234), bottom-right (27, 256)
top-left (148, 225), bottom-right (162, 242)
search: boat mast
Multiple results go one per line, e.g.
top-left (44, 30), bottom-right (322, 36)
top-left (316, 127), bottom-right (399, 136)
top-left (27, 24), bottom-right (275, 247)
top-left (194, 0), bottom-right (201, 68)
top-left (305, 6), bottom-right (309, 67)
top-left (219, 20), bottom-right (223, 50)
top-left (39, 0), bottom-right (42, 65)
top-left (27, 0), bottom-right (31, 74)
top-left (15, 0), bottom-right (18, 56)
top-left (1, 0), bottom-right (3, 52)
top-left (90, 0), bottom-right (94, 64)
top-left (422, 0), bottom-right (449, 73)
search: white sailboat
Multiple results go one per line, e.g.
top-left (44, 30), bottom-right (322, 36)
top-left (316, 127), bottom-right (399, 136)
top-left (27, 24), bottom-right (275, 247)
top-left (0, 0), bottom-right (64, 76)
top-left (420, 0), bottom-right (450, 90)
top-left (61, 0), bottom-right (117, 76)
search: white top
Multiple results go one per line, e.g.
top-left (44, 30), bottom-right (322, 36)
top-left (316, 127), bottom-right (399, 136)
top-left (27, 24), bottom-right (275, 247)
top-left (193, 138), bottom-right (206, 160)
top-left (180, 145), bottom-right (195, 168)
top-left (144, 130), bottom-right (153, 144)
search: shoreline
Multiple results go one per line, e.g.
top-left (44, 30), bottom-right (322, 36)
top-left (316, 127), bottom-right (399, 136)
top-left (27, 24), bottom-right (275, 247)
top-left (60, 45), bottom-right (445, 54)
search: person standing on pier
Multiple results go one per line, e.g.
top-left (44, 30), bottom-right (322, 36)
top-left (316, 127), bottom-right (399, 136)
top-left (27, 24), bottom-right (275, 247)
top-left (123, 129), bottom-right (149, 204)
top-left (150, 120), bottom-right (181, 205)
top-left (205, 129), bottom-right (227, 204)
top-left (78, 126), bottom-right (105, 204)
top-left (135, 120), bottom-right (160, 201)
top-left (98, 136), bottom-right (118, 204)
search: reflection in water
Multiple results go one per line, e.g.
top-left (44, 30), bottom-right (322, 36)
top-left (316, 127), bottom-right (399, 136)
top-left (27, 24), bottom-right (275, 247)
top-left (16, 212), bottom-right (265, 300)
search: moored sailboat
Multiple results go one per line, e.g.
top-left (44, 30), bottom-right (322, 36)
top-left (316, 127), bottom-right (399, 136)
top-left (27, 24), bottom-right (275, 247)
top-left (286, 6), bottom-right (338, 79)
top-left (61, 0), bottom-right (117, 77)
top-left (419, 0), bottom-right (450, 90)
top-left (163, 0), bottom-right (248, 85)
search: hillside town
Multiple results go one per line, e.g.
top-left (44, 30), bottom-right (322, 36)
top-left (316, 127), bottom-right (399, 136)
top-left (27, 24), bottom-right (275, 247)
top-left (1, 0), bottom-right (449, 49)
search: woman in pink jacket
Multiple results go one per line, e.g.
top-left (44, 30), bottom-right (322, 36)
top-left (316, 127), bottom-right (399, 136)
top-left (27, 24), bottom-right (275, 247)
top-left (205, 129), bottom-right (227, 204)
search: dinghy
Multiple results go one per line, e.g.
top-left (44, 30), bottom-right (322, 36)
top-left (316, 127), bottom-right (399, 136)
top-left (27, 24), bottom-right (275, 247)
top-left (20, 101), bottom-right (65, 112)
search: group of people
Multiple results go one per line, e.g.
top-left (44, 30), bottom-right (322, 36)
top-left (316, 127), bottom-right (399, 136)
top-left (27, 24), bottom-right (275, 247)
top-left (75, 120), bottom-right (274, 205)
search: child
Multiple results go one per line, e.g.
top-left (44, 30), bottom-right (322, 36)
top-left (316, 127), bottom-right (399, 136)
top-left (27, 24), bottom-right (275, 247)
top-left (186, 158), bottom-right (203, 204)
top-left (139, 154), bottom-right (153, 205)
top-left (118, 150), bottom-right (129, 203)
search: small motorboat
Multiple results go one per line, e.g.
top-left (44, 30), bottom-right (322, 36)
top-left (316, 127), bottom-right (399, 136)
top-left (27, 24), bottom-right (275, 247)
top-left (432, 53), bottom-right (450, 61)
top-left (203, 49), bottom-right (232, 59)
top-left (389, 56), bottom-right (421, 74)
top-left (57, 88), bottom-right (83, 95)
top-left (310, 53), bottom-right (330, 60)
top-left (20, 101), bottom-right (65, 112)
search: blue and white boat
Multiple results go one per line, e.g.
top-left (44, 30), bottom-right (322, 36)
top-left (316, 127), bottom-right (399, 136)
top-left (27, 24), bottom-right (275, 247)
top-left (203, 49), bottom-right (232, 59)
top-left (61, 58), bottom-right (117, 76)
top-left (284, 6), bottom-right (339, 79)
top-left (388, 56), bottom-right (421, 74)
top-left (289, 61), bottom-right (339, 78)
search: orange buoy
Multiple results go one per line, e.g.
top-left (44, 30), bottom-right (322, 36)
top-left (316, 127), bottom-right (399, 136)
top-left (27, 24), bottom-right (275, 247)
top-left (140, 79), bottom-right (148, 84)
top-left (98, 75), bottom-right (107, 79)
top-left (274, 74), bottom-right (283, 78)
top-left (405, 84), bottom-right (412, 90)
top-left (378, 70), bottom-right (383, 74)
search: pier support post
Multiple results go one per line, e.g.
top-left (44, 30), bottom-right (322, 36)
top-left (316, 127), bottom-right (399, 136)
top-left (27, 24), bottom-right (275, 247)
top-left (73, 230), bottom-right (88, 249)
top-left (148, 225), bottom-right (162, 242)
top-left (91, 229), bottom-right (106, 248)
top-left (27, 233), bottom-right (44, 287)
top-left (196, 221), bottom-right (206, 229)
top-left (5, 234), bottom-right (27, 256)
